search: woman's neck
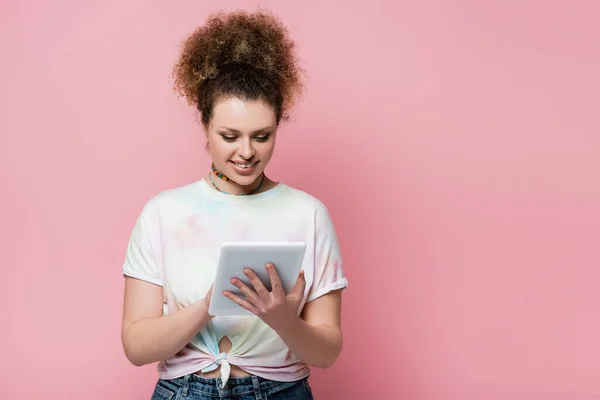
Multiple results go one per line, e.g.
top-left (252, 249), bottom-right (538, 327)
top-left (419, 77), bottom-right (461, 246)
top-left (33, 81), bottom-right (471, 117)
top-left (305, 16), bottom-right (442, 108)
top-left (207, 172), bottom-right (270, 195)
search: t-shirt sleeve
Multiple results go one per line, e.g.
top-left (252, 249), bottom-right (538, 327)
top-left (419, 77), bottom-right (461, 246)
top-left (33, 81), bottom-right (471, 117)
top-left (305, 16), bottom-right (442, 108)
top-left (307, 202), bottom-right (349, 302)
top-left (122, 203), bottom-right (164, 286)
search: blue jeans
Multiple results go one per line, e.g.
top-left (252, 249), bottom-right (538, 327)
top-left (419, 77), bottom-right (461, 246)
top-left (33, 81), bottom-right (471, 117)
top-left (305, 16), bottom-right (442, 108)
top-left (151, 374), bottom-right (314, 400)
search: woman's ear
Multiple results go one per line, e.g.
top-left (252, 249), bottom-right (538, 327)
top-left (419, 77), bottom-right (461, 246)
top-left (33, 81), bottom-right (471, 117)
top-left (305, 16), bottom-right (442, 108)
top-left (202, 122), bottom-right (210, 153)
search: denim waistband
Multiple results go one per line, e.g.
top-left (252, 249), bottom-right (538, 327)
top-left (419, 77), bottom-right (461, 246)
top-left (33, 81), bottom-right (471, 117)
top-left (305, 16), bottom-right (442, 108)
top-left (157, 373), bottom-right (307, 399)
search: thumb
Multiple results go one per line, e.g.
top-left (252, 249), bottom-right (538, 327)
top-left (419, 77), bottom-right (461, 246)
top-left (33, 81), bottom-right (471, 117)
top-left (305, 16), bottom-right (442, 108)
top-left (202, 284), bottom-right (214, 309)
top-left (292, 270), bottom-right (306, 297)
top-left (205, 283), bottom-right (214, 300)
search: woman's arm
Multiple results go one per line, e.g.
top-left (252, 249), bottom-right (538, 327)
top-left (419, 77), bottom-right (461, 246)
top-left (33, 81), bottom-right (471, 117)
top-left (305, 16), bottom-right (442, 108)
top-left (277, 290), bottom-right (343, 368)
top-left (121, 277), bottom-right (212, 366)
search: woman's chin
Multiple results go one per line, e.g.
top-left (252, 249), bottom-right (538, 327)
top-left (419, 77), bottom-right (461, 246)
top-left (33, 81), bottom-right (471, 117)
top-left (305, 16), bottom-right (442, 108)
top-left (234, 175), bottom-right (261, 187)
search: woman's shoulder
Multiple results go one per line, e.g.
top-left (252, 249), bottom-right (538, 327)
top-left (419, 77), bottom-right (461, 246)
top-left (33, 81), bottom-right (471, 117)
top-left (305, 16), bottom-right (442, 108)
top-left (277, 183), bottom-right (330, 211)
top-left (136, 180), bottom-right (206, 215)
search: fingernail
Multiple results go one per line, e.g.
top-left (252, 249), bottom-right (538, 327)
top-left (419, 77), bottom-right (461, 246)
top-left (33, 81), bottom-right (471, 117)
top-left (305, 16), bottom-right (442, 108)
top-left (266, 264), bottom-right (273, 269)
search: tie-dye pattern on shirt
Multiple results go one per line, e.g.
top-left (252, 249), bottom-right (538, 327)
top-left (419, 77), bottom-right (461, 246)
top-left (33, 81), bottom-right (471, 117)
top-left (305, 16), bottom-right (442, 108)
top-left (122, 179), bottom-right (348, 382)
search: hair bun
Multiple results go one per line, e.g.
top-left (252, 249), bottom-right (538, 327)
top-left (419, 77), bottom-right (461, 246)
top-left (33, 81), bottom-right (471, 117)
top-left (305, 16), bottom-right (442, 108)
top-left (173, 10), bottom-right (303, 122)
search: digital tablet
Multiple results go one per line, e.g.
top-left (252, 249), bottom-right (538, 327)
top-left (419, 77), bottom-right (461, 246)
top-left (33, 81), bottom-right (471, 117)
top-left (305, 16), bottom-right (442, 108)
top-left (208, 241), bottom-right (307, 316)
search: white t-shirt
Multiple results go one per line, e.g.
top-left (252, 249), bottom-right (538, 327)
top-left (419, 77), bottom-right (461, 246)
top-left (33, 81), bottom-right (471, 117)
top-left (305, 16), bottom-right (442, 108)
top-left (122, 178), bottom-right (348, 383)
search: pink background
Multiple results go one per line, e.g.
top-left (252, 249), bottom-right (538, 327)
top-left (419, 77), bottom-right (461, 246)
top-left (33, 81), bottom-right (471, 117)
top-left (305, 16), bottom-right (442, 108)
top-left (2, 0), bottom-right (599, 399)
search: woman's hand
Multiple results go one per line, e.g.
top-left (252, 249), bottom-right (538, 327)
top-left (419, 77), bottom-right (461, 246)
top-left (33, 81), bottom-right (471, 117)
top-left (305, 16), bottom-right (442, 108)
top-left (166, 284), bottom-right (213, 320)
top-left (200, 284), bottom-right (214, 315)
top-left (224, 264), bottom-right (305, 333)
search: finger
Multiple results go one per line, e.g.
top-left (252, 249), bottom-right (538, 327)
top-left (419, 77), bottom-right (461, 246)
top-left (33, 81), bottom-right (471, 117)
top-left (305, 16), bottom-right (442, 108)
top-left (223, 291), bottom-right (259, 314)
top-left (243, 268), bottom-right (269, 297)
top-left (205, 284), bottom-right (214, 299)
top-left (266, 263), bottom-right (285, 296)
top-left (230, 278), bottom-right (260, 304)
top-left (291, 270), bottom-right (306, 298)
top-left (203, 284), bottom-right (214, 306)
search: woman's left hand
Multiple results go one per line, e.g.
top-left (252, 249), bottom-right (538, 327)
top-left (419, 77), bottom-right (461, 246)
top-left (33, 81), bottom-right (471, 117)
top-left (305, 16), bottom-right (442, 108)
top-left (224, 263), bottom-right (306, 333)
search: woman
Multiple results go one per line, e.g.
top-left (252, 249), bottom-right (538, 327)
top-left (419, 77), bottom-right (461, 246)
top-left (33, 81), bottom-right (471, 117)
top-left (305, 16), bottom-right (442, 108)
top-left (121, 10), bottom-right (348, 400)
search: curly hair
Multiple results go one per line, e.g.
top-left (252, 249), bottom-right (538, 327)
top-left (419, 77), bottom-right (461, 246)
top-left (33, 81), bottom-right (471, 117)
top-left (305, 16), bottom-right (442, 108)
top-left (172, 10), bottom-right (303, 126)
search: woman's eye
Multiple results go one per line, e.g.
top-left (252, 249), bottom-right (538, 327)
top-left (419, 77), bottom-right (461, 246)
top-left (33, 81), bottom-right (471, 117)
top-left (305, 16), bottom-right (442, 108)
top-left (221, 135), bottom-right (237, 142)
top-left (255, 135), bottom-right (270, 142)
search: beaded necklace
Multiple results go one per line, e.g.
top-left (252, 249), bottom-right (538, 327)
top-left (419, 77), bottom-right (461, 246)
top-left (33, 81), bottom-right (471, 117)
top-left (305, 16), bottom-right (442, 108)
top-left (211, 162), bottom-right (233, 182)
top-left (209, 163), bottom-right (265, 196)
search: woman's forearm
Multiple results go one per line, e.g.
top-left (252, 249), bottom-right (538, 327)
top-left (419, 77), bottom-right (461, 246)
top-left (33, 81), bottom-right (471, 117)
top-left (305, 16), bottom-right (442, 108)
top-left (276, 317), bottom-right (343, 369)
top-left (122, 301), bottom-right (212, 366)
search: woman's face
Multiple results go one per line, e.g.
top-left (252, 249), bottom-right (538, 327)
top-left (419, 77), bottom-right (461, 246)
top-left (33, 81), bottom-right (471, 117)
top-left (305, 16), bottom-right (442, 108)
top-left (205, 96), bottom-right (278, 187)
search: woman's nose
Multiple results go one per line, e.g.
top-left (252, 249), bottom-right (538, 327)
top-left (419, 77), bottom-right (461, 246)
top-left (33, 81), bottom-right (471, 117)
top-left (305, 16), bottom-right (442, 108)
top-left (238, 141), bottom-right (255, 160)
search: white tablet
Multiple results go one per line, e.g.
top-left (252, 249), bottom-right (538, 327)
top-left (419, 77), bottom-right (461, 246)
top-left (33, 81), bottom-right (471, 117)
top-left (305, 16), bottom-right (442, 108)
top-left (208, 241), bottom-right (307, 316)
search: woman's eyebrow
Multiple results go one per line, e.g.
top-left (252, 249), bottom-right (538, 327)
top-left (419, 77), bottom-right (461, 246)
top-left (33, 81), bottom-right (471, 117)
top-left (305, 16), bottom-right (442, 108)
top-left (219, 126), bottom-right (273, 134)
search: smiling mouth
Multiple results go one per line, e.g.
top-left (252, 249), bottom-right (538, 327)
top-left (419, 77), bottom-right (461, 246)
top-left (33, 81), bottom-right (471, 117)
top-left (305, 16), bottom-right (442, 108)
top-left (231, 161), bottom-right (259, 169)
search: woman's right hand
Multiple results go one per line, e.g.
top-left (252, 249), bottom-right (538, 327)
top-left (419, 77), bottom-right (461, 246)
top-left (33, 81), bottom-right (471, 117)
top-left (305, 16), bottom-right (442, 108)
top-left (165, 284), bottom-right (213, 319)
